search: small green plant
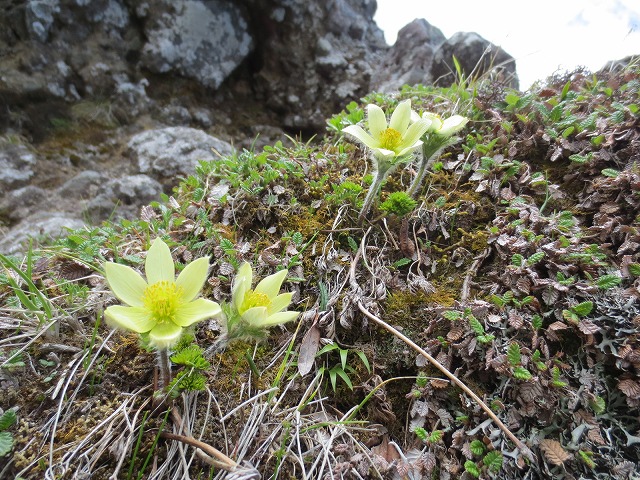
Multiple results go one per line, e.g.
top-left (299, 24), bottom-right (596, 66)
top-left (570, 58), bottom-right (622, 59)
top-left (167, 338), bottom-right (211, 397)
top-left (562, 300), bottom-right (593, 324)
top-left (0, 409), bottom-right (17, 457)
top-left (379, 191), bottom-right (417, 217)
top-left (316, 342), bottom-right (371, 391)
top-left (325, 181), bottom-right (363, 209)
top-left (464, 440), bottom-right (504, 477)
top-left (326, 101), bottom-right (365, 132)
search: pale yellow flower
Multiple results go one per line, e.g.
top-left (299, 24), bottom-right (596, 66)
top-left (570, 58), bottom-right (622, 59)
top-left (231, 262), bottom-right (299, 328)
top-left (104, 238), bottom-right (221, 349)
top-left (344, 100), bottom-right (432, 162)
top-left (412, 111), bottom-right (469, 137)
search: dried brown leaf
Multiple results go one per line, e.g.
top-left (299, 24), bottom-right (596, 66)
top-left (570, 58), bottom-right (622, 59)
top-left (578, 319), bottom-right (601, 335)
top-left (539, 439), bottom-right (571, 465)
top-left (587, 428), bottom-right (607, 446)
top-left (618, 378), bottom-right (640, 399)
top-left (549, 321), bottom-right (570, 331)
top-left (297, 323), bottom-right (320, 376)
top-left (430, 378), bottom-right (449, 389)
top-left (508, 310), bottom-right (524, 329)
top-left (447, 326), bottom-right (465, 341)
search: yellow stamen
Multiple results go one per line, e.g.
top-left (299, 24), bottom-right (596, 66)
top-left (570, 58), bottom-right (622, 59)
top-left (143, 281), bottom-right (183, 321)
top-left (240, 290), bottom-right (271, 313)
top-left (379, 128), bottom-right (402, 151)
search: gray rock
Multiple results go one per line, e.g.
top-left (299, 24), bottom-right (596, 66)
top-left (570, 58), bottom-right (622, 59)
top-left (0, 186), bottom-right (48, 222)
top-left (84, 174), bottom-right (164, 223)
top-left (57, 170), bottom-right (106, 198)
top-left (0, 212), bottom-right (85, 255)
top-left (140, 0), bottom-right (254, 89)
top-left (371, 19), bottom-right (446, 92)
top-left (0, 143), bottom-right (37, 191)
top-left (431, 32), bottom-right (518, 89)
top-left (128, 127), bottom-right (234, 182)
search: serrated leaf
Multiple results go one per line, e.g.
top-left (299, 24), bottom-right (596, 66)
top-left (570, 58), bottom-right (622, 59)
top-left (443, 310), bottom-right (463, 321)
top-left (562, 309), bottom-right (580, 324)
top-left (527, 251), bottom-right (545, 265)
top-left (470, 439), bottom-right (485, 456)
top-left (513, 366), bottom-right (532, 380)
top-left (0, 410), bottom-right (17, 431)
top-left (430, 430), bottom-right (444, 443)
top-left (532, 315), bottom-right (543, 330)
top-left (392, 257), bottom-right (412, 268)
top-left (0, 431), bottom-right (13, 457)
top-left (596, 274), bottom-right (621, 289)
top-left (511, 253), bottom-right (524, 267)
top-left (483, 450), bottom-right (504, 473)
top-left (571, 301), bottom-right (593, 317)
top-left (469, 317), bottom-right (485, 336)
top-left (507, 343), bottom-right (521, 366)
top-left (464, 460), bottom-right (480, 478)
top-left (540, 439), bottom-right (571, 465)
top-left (628, 263), bottom-right (640, 276)
top-left (601, 168), bottom-right (619, 178)
top-left (578, 450), bottom-right (595, 469)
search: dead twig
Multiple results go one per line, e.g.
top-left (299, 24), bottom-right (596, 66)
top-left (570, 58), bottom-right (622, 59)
top-left (356, 302), bottom-right (535, 463)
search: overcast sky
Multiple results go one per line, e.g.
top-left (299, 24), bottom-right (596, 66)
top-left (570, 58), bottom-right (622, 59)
top-left (374, 0), bottom-right (640, 89)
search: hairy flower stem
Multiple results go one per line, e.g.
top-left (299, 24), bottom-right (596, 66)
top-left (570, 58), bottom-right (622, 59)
top-left (157, 348), bottom-right (171, 390)
top-left (407, 139), bottom-right (453, 197)
top-left (358, 161), bottom-right (393, 223)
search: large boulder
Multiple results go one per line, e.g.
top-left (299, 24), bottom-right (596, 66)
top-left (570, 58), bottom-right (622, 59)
top-left (430, 32), bottom-right (518, 89)
top-left (371, 18), bottom-right (446, 92)
top-left (140, 0), bottom-right (254, 89)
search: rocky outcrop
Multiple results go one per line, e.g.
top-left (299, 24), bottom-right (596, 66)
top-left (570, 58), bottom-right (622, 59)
top-left (370, 23), bottom-right (518, 92)
top-left (0, 0), bottom-right (524, 254)
top-left (430, 32), bottom-right (518, 89)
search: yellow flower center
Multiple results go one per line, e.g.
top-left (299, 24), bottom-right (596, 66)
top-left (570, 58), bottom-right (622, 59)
top-left (143, 280), bottom-right (183, 322)
top-left (240, 290), bottom-right (271, 314)
top-left (379, 127), bottom-right (402, 151)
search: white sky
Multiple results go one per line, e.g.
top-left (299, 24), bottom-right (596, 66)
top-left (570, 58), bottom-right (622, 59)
top-left (374, 0), bottom-right (640, 90)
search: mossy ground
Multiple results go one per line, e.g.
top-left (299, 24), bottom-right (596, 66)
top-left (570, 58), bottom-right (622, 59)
top-left (1, 62), bottom-right (640, 479)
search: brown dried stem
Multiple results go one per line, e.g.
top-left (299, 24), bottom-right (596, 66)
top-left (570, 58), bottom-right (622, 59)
top-left (350, 236), bottom-right (534, 463)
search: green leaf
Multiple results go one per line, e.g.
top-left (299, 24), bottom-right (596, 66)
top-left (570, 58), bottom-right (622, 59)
top-left (507, 343), bottom-right (521, 366)
top-left (571, 301), bottom-right (594, 317)
top-left (601, 168), bottom-right (619, 178)
top-left (578, 450), bottom-right (595, 469)
top-left (505, 92), bottom-right (521, 106)
top-left (470, 439), bottom-right (485, 456)
top-left (532, 315), bottom-right (543, 330)
top-left (0, 431), bottom-right (13, 457)
top-left (392, 258), bottom-right (412, 268)
top-left (551, 366), bottom-right (568, 387)
top-left (590, 395), bottom-right (606, 415)
top-left (464, 460), bottom-right (480, 478)
top-left (483, 450), bottom-right (504, 473)
top-left (414, 427), bottom-right (428, 441)
top-left (527, 251), bottom-right (545, 265)
top-left (347, 236), bottom-right (358, 252)
top-left (469, 316), bottom-right (485, 336)
top-left (477, 334), bottom-right (495, 344)
top-left (597, 274), bottom-right (621, 289)
top-left (562, 309), bottom-right (580, 324)
top-left (513, 367), bottom-right (532, 380)
top-left (333, 366), bottom-right (353, 390)
top-left (355, 350), bottom-right (371, 373)
top-left (511, 253), bottom-right (524, 267)
top-left (443, 310), bottom-right (463, 321)
top-left (0, 410), bottom-right (17, 431)
top-left (339, 348), bottom-right (348, 370)
top-left (429, 430), bottom-right (444, 443)
top-left (628, 263), bottom-right (640, 276)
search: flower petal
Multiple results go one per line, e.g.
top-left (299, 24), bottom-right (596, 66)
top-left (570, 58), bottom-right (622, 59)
top-left (389, 100), bottom-right (411, 134)
top-left (255, 269), bottom-right (288, 300)
top-left (268, 292), bottom-right (293, 314)
top-left (367, 104), bottom-right (387, 138)
top-left (148, 322), bottom-right (183, 349)
top-left (343, 125), bottom-right (379, 150)
top-left (438, 115), bottom-right (468, 137)
top-left (422, 112), bottom-right (442, 131)
top-left (232, 262), bottom-right (253, 312)
top-left (145, 238), bottom-right (175, 284)
top-left (174, 298), bottom-right (221, 327)
top-left (105, 305), bottom-right (156, 333)
top-left (241, 306), bottom-right (268, 327)
top-left (402, 119), bottom-right (431, 148)
top-left (176, 256), bottom-right (210, 302)
top-left (263, 310), bottom-right (300, 327)
top-left (104, 262), bottom-right (147, 307)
